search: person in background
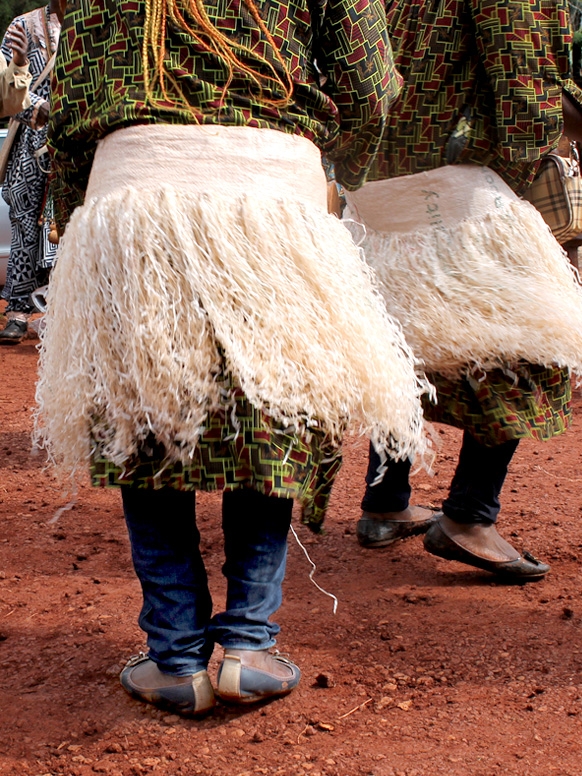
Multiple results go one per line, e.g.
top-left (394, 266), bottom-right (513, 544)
top-left (0, 24), bottom-right (31, 116)
top-left (347, 0), bottom-right (582, 582)
top-left (37, 0), bottom-right (427, 717)
top-left (0, 0), bottom-right (63, 345)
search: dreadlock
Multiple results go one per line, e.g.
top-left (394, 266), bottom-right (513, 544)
top-left (142, 0), bottom-right (294, 112)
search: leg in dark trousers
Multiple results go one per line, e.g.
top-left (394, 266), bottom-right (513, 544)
top-left (443, 431), bottom-right (519, 524)
top-left (424, 432), bottom-right (549, 580)
top-left (357, 443), bottom-right (438, 548)
top-left (361, 442), bottom-right (411, 513)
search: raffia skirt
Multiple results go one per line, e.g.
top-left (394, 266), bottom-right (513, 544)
top-left (35, 125), bottom-right (429, 526)
top-left (344, 164), bottom-right (581, 444)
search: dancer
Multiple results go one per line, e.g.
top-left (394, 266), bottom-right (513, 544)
top-left (347, 0), bottom-right (582, 581)
top-left (37, 0), bottom-right (427, 715)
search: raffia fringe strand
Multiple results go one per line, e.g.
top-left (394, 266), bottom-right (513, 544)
top-left (35, 186), bottom-right (429, 477)
top-left (344, 197), bottom-right (582, 378)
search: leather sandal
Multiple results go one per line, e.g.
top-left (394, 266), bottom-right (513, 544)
top-left (423, 514), bottom-right (550, 581)
top-left (216, 649), bottom-right (301, 704)
top-left (0, 317), bottom-right (28, 345)
top-left (120, 653), bottom-right (215, 716)
top-left (357, 506), bottom-right (441, 548)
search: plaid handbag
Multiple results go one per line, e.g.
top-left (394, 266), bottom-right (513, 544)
top-left (523, 142), bottom-right (582, 244)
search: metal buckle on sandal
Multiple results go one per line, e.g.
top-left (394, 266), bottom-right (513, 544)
top-left (124, 651), bottom-right (149, 668)
top-left (523, 550), bottom-right (541, 565)
top-left (271, 651), bottom-right (293, 666)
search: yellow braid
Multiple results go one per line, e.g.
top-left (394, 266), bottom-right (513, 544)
top-left (142, 0), bottom-right (294, 113)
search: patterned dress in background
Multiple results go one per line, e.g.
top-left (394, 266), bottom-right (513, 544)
top-left (371, 0), bottom-right (580, 446)
top-left (1, 5), bottom-right (59, 314)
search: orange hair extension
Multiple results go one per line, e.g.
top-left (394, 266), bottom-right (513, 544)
top-left (142, 0), bottom-right (294, 113)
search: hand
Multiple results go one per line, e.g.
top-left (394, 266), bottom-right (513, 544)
top-left (562, 91), bottom-right (582, 145)
top-left (36, 101), bottom-right (50, 127)
top-left (5, 25), bottom-right (28, 68)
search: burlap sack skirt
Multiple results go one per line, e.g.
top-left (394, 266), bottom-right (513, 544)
top-left (344, 164), bottom-right (582, 378)
top-left (36, 125), bottom-right (429, 479)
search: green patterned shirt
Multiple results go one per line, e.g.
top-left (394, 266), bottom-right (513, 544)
top-left (49, 0), bottom-right (400, 226)
top-left (369, 0), bottom-right (582, 194)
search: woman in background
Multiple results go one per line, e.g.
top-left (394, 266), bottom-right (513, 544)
top-left (0, 1), bottom-right (62, 345)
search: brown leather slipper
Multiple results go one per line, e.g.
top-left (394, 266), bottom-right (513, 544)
top-left (357, 506), bottom-right (441, 548)
top-left (423, 518), bottom-right (549, 581)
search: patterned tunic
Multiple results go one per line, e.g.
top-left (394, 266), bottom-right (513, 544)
top-left (1, 6), bottom-right (59, 313)
top-left (92, 376), bottom-right (343, 528)
top-left (370, 0), bottom-right (579, 445)
top-left (49, 0), bottom-right (399, 528)
top-left (50, 0), bottom-right (400, 229)
top-left (372, 0), bottom-right (582, 195)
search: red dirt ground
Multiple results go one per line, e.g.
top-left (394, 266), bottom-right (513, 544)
top-left (2, 320), bottom-right (582, 776)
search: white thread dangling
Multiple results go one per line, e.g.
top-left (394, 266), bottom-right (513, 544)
top-left (47, 494), bottom-right (78, 525)
top-left (290, 525), bottom-right (338, 615)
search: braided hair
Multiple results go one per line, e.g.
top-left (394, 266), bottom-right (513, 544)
top-left (142, 0), bottom-right (294, 112)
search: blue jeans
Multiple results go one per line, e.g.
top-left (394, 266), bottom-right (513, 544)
top-left (361, 432), bottom-right (519, 525)
top-left (121, 486), bottom-right (292, 676)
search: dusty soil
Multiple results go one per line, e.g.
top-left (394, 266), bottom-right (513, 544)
top-left (2, 321), bottom-right (582, 776)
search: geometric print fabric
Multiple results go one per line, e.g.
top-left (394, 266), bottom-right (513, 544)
top-left (370, 0), bottom-right (580, 196)
top-left (49, 0), bottom-right (398, 227)
top-left (91, 377), bottom-right (343, 532)
top-left (1, 6), bottom-right (57, 312)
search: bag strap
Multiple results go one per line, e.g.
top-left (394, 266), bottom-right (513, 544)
top-left (39, 5), bottom-right (57, 58)
top-left (22, 7), bottom-right (58, 95)
top-left (29, 50), bottom-right (56, 94)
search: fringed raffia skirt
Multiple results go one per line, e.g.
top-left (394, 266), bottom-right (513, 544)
top-left (344, 164), bottom-right (582, 444)
top-left (35, 125), bottom-right (428, 527)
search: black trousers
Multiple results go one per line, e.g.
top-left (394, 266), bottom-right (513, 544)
top-left (361, 431), bottom-right (519, 524)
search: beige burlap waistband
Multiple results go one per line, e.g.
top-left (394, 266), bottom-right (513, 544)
top-left (345, 164), bottom-right (517, 232)
top-left (86, 124), bottom-right (328, 210)
top-left (343, 163), bottom-right (582, 376)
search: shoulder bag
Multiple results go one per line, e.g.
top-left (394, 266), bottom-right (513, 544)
top-left (523, 141), bottom-right (582, 245)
